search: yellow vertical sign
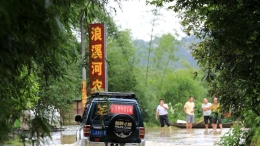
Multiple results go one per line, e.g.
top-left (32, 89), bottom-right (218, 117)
top-left (82, 81), bottom-right (87, 113)
top-left (89, 24), bottom-right (107, 93)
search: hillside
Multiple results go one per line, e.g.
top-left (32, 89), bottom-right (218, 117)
top-left (134, 36), bottom-right (199, 69)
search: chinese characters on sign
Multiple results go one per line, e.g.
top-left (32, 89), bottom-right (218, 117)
top-left (110, 104), bottom-right (134, 115)
top-left (89, 24), bottom-right (107, 92)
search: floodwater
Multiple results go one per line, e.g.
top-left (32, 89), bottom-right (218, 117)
top-left (44, 125), bottom-right (77, 146)
top-left (47, 126), bottom-right (229, 146)
top-left (145, 128), bottom-right (229, 146)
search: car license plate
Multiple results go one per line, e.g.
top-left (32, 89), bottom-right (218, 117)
top-left (91, 129), bottom-right (106, 137)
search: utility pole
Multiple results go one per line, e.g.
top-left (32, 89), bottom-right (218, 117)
top-left (81, 13), bottom-right (87, 114)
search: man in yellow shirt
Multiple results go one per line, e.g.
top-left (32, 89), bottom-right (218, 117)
top-left (184, 96), bottom-right (195, 130)
top-left (211, 97), bottom-right (222, 131)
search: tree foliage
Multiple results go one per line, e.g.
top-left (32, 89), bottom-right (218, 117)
top-left (149, 0), bottom-right (260, 144)
top-left (0, 0), bottom-right (114, 143)
top-left (107, 30), bottom-right (137, 92)
top-left (103, 25), bottom-right (208, 124)
top-left (134, 33), bottom-right (207, 124)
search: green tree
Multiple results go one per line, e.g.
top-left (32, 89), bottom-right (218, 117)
top-left (149, 0), bottom-right (260, 144)
top-left (151, 33), bottom-right (179, 88)
top-left (107, 30), bottom-right (137, 92)
top-left (134, 32), bottom-right (208, 124)
top-left (145, 8), bottom-right (162, 84)
top-left (160, 69), bottom-right (207, 122)
top-left (0, 0), bottom-right (115, 142)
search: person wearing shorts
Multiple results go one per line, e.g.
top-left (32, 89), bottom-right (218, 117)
top-left (211, 97), bottom-right (222, 131)
top-left (184, 96), bottom-right (195, 130)
top-left (156, 99), bottom-right (172, 133)
top-left (202, 98), bottom-right (211, 130)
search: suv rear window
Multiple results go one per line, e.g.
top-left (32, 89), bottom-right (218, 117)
top-left (92, 102), bottom-right (138, 121)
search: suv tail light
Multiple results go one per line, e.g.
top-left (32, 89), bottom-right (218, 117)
top-left (139, 127), bottom-right (145, 139)
top-left (84, 125), bottom-right (91, 137)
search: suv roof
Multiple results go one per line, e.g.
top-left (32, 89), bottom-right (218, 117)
top-left (91, 98), bottom-right (137, 104)
top-left (90, 92), bottom-right (137, 100)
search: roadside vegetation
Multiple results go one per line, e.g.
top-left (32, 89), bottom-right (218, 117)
top-left (107, 31), bottom-right (208, 124)
top-left (149, 0), bottom-right (260, 145)
top-left (0, 0), bottom-right (117, 144)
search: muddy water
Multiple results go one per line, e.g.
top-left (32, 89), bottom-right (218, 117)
top-left (47, 126), bottom-right (229, 146)
top-left (145, 128), bottom-right (229, 146)
top-left (45, 125), bottom-right (77, 146)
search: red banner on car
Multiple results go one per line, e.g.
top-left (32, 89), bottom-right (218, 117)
top-left (110, 104), bottom-right (134, 115)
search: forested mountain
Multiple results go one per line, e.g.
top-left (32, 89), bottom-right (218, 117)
top-left (134, 36), bottom-right (198, 69)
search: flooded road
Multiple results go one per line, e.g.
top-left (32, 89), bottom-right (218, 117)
top-left (44, 126), bottom-right (77, 146)
top-left (145, 128), bottom-right (229, 146)
top-left (48, 126), bottom-right (229, 146)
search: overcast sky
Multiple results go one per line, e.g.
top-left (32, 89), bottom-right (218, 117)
top-left (108, 1), bottom-right (186, 41)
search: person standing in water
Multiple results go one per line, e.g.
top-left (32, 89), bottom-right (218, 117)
top-left (184, 96), bottom-right (195, 130)
top-left (156, 99), bottom-right (172, 133)
top-left (211, 97), bottom-right (222, 131)
top-left (202, 98), bottom-right (212, 130)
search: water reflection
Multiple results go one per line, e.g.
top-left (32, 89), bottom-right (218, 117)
top-left (187, 129), bottom-right (195, 135)
top-left (47, 126), bottom-right (229, 146)
top-left (204, 129), bottom-right (209, 135)
top-left (60, 135), bottom-right (75, 144)
top-left (158, 132), bottom-right (170, 143)
top-left (46, 125), bottom-right (78, 145)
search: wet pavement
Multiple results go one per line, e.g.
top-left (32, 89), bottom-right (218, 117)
top-left (47, 126), bottom-right (229, 146)
top-left (145, 128), bottom-right (229, 146)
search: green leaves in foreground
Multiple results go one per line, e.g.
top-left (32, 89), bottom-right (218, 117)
top-left (149, 0), bottom-right (260, 144)
top-left (0, 0), bottom-right (112, 143)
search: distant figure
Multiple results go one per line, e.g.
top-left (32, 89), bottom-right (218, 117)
top-left (202, 98), bottom-right (211, 130)
top-left (211, 97), bottom-right (222, 131)
top-left (156, 99), bottom-right (172, 133)
top-left (184, 96), bottom-right (195, 130)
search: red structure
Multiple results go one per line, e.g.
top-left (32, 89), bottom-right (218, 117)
top-left (88, 23), bottom-right (107, 92)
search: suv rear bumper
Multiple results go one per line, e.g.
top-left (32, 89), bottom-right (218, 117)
top-left (82, 139), bottom-right (145, 146)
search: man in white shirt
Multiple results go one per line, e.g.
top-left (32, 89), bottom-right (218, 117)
top-left (202, 98), bottom-right (211, 130)
top-left (155, 99), bottom-right (172, 133)
top-left (184, 96), bottom-right (195, 130)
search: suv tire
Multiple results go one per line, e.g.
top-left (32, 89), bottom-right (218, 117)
top-left (108, 114), bottom-right (136, 142)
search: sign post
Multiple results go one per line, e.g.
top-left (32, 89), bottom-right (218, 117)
top-left (81, 15), bottom-right (87, 114)
top-left (89, 23), bottom-right (107, 93)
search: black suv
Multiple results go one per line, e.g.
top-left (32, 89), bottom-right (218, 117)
top-left (75, 92), bottom-right (145, 146)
